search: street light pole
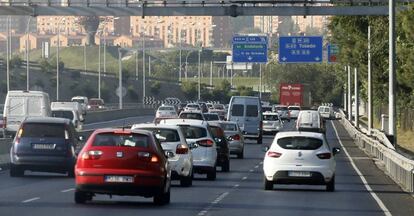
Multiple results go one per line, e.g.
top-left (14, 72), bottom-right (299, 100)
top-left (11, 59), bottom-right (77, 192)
top-left (118, 48), bottom-right (123, 110)
top-left (142, 32), bottom-right (146, 104)
top-left (98, 39), bottom-right (101, 99)
top-left (198, 49), bottom-right (201, 101)
top-left (389, 0), bottom-right (396, 144)
top-left (259, 64), bottom-right (262, 99)
top-left (83, 43), bottom-right (87, 74)
top-left (368, 25), bottom-right (373, 134)
top-left (26, 16), bottom-right (32, 91)
top-left (6, 16), bottom-right (10, 91)
top-left (56, 17), bottom-right (65, 101)
top-left (179, 30), bottom-right (182, 82)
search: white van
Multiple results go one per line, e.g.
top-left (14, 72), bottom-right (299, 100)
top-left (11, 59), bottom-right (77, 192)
top-left (318, 106), bottom-right (334, 119)
top-left (3, 91), bottom-right (51, 136)
top-left (71, 96), bottom-right (88, 115)
top-left (296, 110), bottom-right (326, 133)
top-left (51, 102), bottom-right (84, 131)
top-left (227, 96), bottom-right (263, 144)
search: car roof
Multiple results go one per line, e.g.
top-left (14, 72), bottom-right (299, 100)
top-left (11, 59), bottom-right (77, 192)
top-left (204, 113), bottom-right (219, 115)
top-left (161, 118), bottom-right (208, 126)
top-left (24, 117), bottom-right (71, 124)
top-left (93, 128), bottom-right (154, 136)
top-left (180, 110), bottom-right (203, 114)
top-left (275, 131), bottom-right (325, 140)
top-left (132, 123), bottom-right (180, 130)
top-left (158, 105), bottom-right (175, 108)
top-left (299, 110), bottom-right (320, 114)
top-left (263, 112), bottom-right (279, 115)
top-left (288, 105), bottom-right (301, 108)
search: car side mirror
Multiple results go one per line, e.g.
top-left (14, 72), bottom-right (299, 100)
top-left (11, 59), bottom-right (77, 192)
top-left (189, 143), bottom-right (199, 149)
top-left (215, 138), bottom-right (222, 143)
top-left (226, 136), bottom-right (233, 142)
top-left (262, 146), bottom-right (269, 152)
top-left (333, 147), bottom-right (341, 155)
top-left (165, 151), bottom-right (175, 158)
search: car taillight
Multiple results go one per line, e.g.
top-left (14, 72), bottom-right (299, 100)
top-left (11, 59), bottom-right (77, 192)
top-left (232, 134), bottom-right (240, 141)
top-left (14, 126), bottom-right (23, 145)
top-left (82, 150), bottom-right (103, 160)
top-left (317, 152), bottom-right (332, 159)
top-left (176, 144), bottom-right (189, 154)
top-left (138, 152), bottom-right (159, 163)
top-left (2, 116), bottom-right (6, 128)
top-left (197, 139), bottom-right (214, 147)
top-left (267, 151), bottom-right (282, 158)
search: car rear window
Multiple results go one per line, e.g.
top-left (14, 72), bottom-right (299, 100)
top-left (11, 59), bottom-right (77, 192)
top-left (246, 105), bottom-right (258, 117)
top-left (289, 107), bottom-right (301, 111)
top-left (263, 115), bottom-right (279, 121)
top-left (187, 104), bottom-right (199, 108)
top-left (209, 126), bottom-right (225, 138)
top-left (93, 133), bottom-right (149, 147)
top-left (221, 123), bottom-right (237, 131)
top-left (72, 99), bottom-right (85, 104)
top-left (52, 110), bottom-right (74, 120)
top-left (275, 106), bottom-right (288, 111)
top-left (89, 100), bottom-right (103, 105)
top-left (277, 137), bottom-right (323, 150)
top-left (159, 106), bottom-right (174, 111)
top-left (231, 104), bottom-right (244, 116)
top-left (213, 104), bottom-right (224, 110)
top-left (179, 125), bottom-right (207, 139)
top-left (141, 128), bottom-right (180, 143)
top-left (262, 107), bottom-right (272, 112)
top-left (21, 123), bottom-right (65, 138)
top-left (180, 113), bottom-right (204, 120)
top-left (204, 114), bottom-right (219, 121)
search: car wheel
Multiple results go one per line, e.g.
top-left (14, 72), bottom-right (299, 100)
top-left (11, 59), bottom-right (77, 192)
top-left (264, 177), bottom-right (273, 190)
top-left (10, 165), bottom-right (24, 177)
top-left (326, 176), bottom-right (335, 192)
top-left (237, 150), bottom-right (244, 159)
top-left (257, 135), bottom-right (263, 144)
top-left (154, 187), bottom-right (171, 205)
top-left (221, 159), bottom-right (230, 172)
top-left (180, 171), bottom-right (193, 187)
top-left (74, 190), bottom-right (89, 204)
top-left (207, 168), bottom-right (216, 180)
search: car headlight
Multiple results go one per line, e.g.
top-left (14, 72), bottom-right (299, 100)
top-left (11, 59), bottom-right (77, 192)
top-left (87, 105), bottom-right (91, 109)
top-left (98, 105), bottom-right (103, 109)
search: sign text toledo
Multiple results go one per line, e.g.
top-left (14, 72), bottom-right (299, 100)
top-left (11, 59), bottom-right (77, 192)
top-left (232, 36), bottom-right (268, 63)
top-left (279, 36), bottom-right (323, 63)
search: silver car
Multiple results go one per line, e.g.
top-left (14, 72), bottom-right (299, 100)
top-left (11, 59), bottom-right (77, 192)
top-left (263, 112), bottom-right (283, 135)
top-left (218, 121), bottom-right (245, 159)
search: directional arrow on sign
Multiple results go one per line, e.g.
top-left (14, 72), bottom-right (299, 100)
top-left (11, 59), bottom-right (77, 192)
top-left (281, 57), bottom-right (287, 61)
top-left (247, 56), bottom-right (253, 61)
top-left (315, 57), bottom-right (321, 61)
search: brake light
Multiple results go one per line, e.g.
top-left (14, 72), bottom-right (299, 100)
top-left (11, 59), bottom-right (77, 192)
top-left (176, 144), bottom-right (189, 154)
top-left (317, 152), bottom-right (332, 159)
top-left (138, 152), bottom-right (159, 163)
top-left (14, 126), bottom-right (23, 145)
top-left (197, 139), bottom-right (214, 147)
top-left (82, 150), bottom-right (103, 160)
top-left (232, 134), bottom-right (240, 141)
top-left (2, 117), bottom-right (6, 129)
top-left (267, 151), bottom-right (282, 158)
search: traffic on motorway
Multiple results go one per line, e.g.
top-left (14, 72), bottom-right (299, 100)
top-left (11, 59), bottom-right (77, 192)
top-left (2, 90), bottom-right (344, 206)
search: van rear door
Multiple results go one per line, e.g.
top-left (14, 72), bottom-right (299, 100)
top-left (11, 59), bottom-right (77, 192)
top-left (6, 97), bottom-right (26, 132)
top-left (244, 104), bottom-right (260, 135)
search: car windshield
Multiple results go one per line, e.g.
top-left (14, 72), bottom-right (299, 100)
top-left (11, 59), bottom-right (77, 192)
top-left (231, 104), bottom-right (244, 116)
top-left (275, 106), bottom-right (288, 111)
top-left (52, 110), bottom-right (74, 120)
top-left (289, 107), bottom-right (301, 111)
top-left (21, 123), bottom-right (65, 138)
top-left (221, 123), bottom-right (237, 131)
top-left (277, 136), bottom-right (323, 150)
top-left (179, 125), bottom-right (207, 139)
top-left (187, 104), bottom-right (199, 108)
top-left (93, 133), bottom-right (149, 147)
top-left (140, 128), bottom-right (180, 143)
top-left (262, 106), bottom-right (272, 112)
top-left (263, 115), bottom-right (279, 121)
top-left (204, 114), bottom-right (219, 121)
top-left (180, 113), bottom-right (204, 120)
top-left (72, 99), bottom-right (85, 104)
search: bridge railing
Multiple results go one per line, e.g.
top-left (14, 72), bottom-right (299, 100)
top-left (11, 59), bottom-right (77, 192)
top-left (339, 110), bottom-right (414, 193)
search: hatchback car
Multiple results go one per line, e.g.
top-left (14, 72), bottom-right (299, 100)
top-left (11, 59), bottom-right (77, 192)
top-left (208, 122), bottom-right (230, 172)
top-left (273, 105), bottom-right (290, 121)
top-left (288, 106), bottom-right (301, 119)
top-left (262, 112), bottom-right (283, 135)
top-left (10, 117), bottom-right (80, 177)
top-left (218, 121), bottom-right (245, 159)
top-left (87, 98), bottom-right (105, 110)
top-left (159, 119), bottom-right (217, 180)
top-left (156, 105), bottom-right (178, 119)
top-left (74, 129), bottom-right (171, 205)
top-left (185, 103), bottom-right (201, 112)
top-left (132, 124), bottom-right (195, 187)
top-left (263, 132), bottom-right (340, 191)
top-left (179, 111), bottom-right (206, 121)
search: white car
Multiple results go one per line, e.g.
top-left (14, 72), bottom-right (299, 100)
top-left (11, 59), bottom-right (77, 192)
top-left (156, 105), bottom-right (178, 118)
top-left (263, 132), bottom-right (340, 191)
top-left (318, 106), bottom-right (334, 119)
top-left (262, 112), bottom-right (283, 134)
top-left (185, 103), bottom-right (202, 111)
top-left (288, 106), bottom-right (301, 119)
top-left (159, 119), bottom-right (218, 180)
top-left (131, 124), bottom-right (194, 186)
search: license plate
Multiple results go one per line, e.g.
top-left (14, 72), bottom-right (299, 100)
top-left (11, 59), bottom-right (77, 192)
top-left (288, 171), bottom-right (311, 177)
top-left (104, 175), bottom-right (134, 183)
top-left (32, 144), bottom-right (56, 150)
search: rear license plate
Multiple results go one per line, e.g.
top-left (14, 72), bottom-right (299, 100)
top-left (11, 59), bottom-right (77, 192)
top-left (32, 144), bottom-right (56, 150)
top-left (104, 175), bottom-right (134, 183)
top-left (288, 171), bottom-right (311, 177)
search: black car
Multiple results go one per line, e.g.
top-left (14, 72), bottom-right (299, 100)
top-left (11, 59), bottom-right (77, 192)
top-left (208, 123), bottom-right (230, 172)
top-left (10, 117), bottom-right (81, 177)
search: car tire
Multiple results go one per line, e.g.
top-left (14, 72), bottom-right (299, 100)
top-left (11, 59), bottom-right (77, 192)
top-left (257, 135), bottom-right (263, 144)
top-left (326, 176), bottom-right (335, 192)
top-left (154, 188), bottom-right (171, 205)
top-left (237, 150), bottom-right (244, 159)
top-left (264, 177), bottom-right (273, 191)
top-left (10, 165), bottom-right (24, 177)
top-left (221, 159), bottom-right (230, 172)
top-left (207, 168), bottom-right (216, 181)
top-left (180, 171), bottom-right (193, 187)
top-left (74, 190), bottom-right (89, 204)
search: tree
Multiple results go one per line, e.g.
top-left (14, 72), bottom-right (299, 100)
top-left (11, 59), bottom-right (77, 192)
top-left (150, 81), bottom-right (161, 96)
top-left (9, 55), bottom-right (22, 69)
top-left (181, 81), bottom-right (198, 100)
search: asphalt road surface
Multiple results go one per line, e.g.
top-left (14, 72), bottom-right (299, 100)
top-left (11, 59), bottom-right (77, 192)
top-left (0, 118), bottom-right (413, 216)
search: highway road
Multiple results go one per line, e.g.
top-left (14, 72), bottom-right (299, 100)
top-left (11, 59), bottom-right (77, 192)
top-left (0, 118), bottom-right (413, 216)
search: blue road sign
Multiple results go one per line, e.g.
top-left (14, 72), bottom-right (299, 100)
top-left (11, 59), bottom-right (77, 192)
top-left (278, 36), bottom-right (323, 63)
top-left (232, 35), bottom-right (268, 63)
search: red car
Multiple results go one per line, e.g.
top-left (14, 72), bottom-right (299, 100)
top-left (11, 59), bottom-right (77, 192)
top-left (74, 129), bottom-right (172, 205)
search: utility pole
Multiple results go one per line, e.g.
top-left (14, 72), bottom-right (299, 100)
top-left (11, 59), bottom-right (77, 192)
top-left (118, 48), bottom-right (123, 109)
top-left (179, 30), bottom-right (182, 82)
top-left (198, 49), bottom-right (201, 101)
top-left (135, 49), bottom-right (138, 80)
top-left (259, 64), bottom-right (262, 99)
top-left (56, 25), bottom-right (60, 101)
top-left (142, 36), bottom-right (146, 104)
top-left (6, 16), bottom-right (10, 92)
top-left (148, 55), bottom-right (151, 76)
top-left (103, 35), bottom-right (106, 76)
top-left (26, 17), bottom-right (31, 91)
top-left (354, 67), bottom-right (359, 128)
top-left (389, 0), bottom-right (397, 144)
top-left (98, 41), bottom-right (101, 99)
top-left (368, 25), bottom-right (373, 134)
top-left (210, 61), bottom-right (213, 86)
top-left (347, 66), bottom-right (352, 121)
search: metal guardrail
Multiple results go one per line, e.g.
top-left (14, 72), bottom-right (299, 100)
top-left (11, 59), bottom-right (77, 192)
top-left (339, 110), bottom-right (414, 193)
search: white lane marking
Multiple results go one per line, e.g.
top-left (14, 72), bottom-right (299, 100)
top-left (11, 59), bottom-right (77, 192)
top-left (61, 188), bottom-right (75, 193)
top-left (331, 121), bottom-right (392, 216)
top-left (197, 192), bottom-right (230, 216)
top-left (242, 176), bottom-right (247, 180)
top-left (22, 197), bottom-right (40, 203)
